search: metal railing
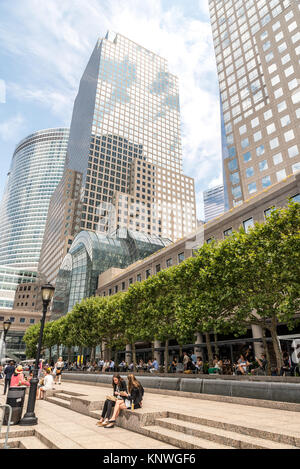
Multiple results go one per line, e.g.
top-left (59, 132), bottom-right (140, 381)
top-left (0, 404), bottom-right (12, 449)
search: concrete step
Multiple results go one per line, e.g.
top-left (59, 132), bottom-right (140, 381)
top-left (168, 412), bottom-right (300, 448)
top-left (53, 393), bottom-right (73, 402)
top-left (156, 418), bottom-right (298, 449)
top-left (55, 390), bottom-right (86, 397)
top-left (0, 438), bottom-right (21, 449)
top-left (90, 410), bottom-right (102, 419)
top-left (46, 396), bottom-right (71, 409)
top-left (19, 436), bottom-right (49, 449)
top-left (142, 425), bottom-right (235, 449)
top-left (0, 436), bottom-right (49, 449)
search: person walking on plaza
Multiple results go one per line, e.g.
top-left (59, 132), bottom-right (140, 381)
top-left (3, 361), bottom-right (15, 394)
top-left (54, 357), bottom-right (64, 385)
top-left (97, 374), bottom-right (128, 427)
top-left (104, 374), bottom-right (144, 428)
top-left (9, 365), bottom-right (30, 388)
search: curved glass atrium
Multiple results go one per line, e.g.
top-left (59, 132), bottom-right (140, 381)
top-left (52, 228), bottom-right (171, 318)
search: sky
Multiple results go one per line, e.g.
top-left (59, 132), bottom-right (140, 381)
top-left (0, 0), bottom-right (222, 220)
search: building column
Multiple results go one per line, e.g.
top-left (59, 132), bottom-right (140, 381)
top-left (125, 344), bottom-right (132, 364)
top-left (251, 325), bottom-right (264, 359)
top-left (154, 340), bottom-right (161, 365)
top-left (194, 332), bottom-right (204, 356)
top-left (102, 340), bottom-right (109, 361)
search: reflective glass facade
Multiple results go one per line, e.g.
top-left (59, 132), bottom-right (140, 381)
top-left (40, 32), bottom-right (196, 290)
top-left (66, 31), bottom-right (196, 238)
top-left (0, 128), bottom-right (69, 307)
top-left (0, 267), bottom-right (37, 309)
top-left (52, 228), bottom-right (171, 318)
top-left (203, 185), bottom-right (225, 221)
top-left (209, 0), bottom-right (300, 208)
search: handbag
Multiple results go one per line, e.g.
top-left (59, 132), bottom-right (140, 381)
top-left (106, 395), bottom-right (117, 402)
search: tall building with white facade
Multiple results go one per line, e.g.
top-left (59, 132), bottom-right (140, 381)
top-left (0, 128), bottom-right (69, 308)
top-left (209, 0), bottom-right (300, 209)
top-left (39, 32), bottom-right (196, 286)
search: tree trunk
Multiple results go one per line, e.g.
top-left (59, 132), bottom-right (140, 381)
top-left (114, 348), bottom-right (118, 366)
top-left (164, 339), bottom-right (169, 372)
top-left (57, 344), bottom-right (60, 359)
top-left (132, 343), bottom-right (137, 368)
top-left (214, 332), bottom-right (219, 356)
top-left (67, 347), bottom-right (71, 365)
top-left (205, 332), bottom-right (213, 367)
top-left (269, 316), bottom-right (283, 373)
top-left (90, 346), bottom-right (95, 362)
top-left (49, 347), bottom-right (52, 363)
top-left (261, 327), bottom-right (271, 376)
top-left (179, 344), bottom-right (183, 360)
top-left (151, 342), bottom-right (155, 360)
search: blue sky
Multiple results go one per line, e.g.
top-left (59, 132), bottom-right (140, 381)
top-left (0, 0), bottom-right (222, 219)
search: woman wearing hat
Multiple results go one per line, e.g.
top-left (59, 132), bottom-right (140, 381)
top-left (10, 365), bottom-right (30, 388)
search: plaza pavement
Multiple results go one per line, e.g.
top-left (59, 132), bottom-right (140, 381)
top-left (1, 379), bottom-right (300, 448)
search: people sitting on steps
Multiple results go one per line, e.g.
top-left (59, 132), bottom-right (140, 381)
top-left (37, 368), bottom-right (54, 400)
top-left (102, 374), bottom-right (144, 429)
top-left (96, 374), bottom-right (128, 427)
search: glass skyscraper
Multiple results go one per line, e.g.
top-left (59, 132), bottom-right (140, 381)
top-left (203, 184), bottom-right (225, 221)
top-left (39, 32), bottom-right (196, 286)
top-left (209, 0), bottom-right (300, 208)
top-left (0, 128), bottom-right (69, 308)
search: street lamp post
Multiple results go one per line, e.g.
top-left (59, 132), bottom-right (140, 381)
top-left (19, 283), bottom-right (55, 426)
top-left (1, 320), bottom-right (12, 362)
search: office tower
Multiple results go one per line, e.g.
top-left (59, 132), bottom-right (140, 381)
top-left (209, 0), bottom-right (300, 209)
top-left (39, 31), bottom-right (196, 286)
top-left (0, 128), bottom-right (69, 308)
top-left (203, 184), bottom-right (225, 221)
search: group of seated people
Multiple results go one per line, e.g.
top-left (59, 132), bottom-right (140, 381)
top-left (96, 374), bottom-right (144, 428)
top-left (67, 346), bottom-right (299, 376)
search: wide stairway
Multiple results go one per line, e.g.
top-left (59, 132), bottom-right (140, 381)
top-left (45, 390), bottom-right (300, 449)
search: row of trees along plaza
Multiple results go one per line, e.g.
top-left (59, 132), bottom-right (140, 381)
top-left (23, 202), bottom-right (300, 374)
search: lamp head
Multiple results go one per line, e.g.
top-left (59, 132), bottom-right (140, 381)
top-left (41, 283), bottom-right (55, 303)
top-left (3, 320), bottom-right (11, 333)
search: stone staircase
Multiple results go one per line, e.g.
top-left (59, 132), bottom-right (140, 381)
top-left (0, 428), bottom-right (55, 449)
top-left (0, 435), bottom-right (49, 449)
top-left (44, 390), bottom-right (300, 449)
top-left (141, 414), bottom-right (299, 449)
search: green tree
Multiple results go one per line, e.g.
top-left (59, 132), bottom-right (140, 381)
top-left (23, 323), bottom-right (41, 358)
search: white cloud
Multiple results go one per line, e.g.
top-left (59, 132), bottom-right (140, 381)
top-left (1, 0), bottom-right (222, 216)
top-left (0, 114), bottom-right (25, 142)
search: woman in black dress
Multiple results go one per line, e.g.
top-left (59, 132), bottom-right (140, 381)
top-left (104, 374), bottom-right (144, 428)
top-left (96, 374), bottom-right (127, 426)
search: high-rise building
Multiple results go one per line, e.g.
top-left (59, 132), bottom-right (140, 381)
top-left (203, 184), bottom-right (225, 221)
top-left (0, 128), bottom-right (69, 308)
top-left (39, 31), bottom-right (196, 286)
top-left (209, 0), bottom-right (300, 209)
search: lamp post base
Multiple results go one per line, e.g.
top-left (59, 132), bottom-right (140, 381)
top-left (19, 412), bottom-right (38, 426)
top-left (19, 376), bottom-right (39, 426)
